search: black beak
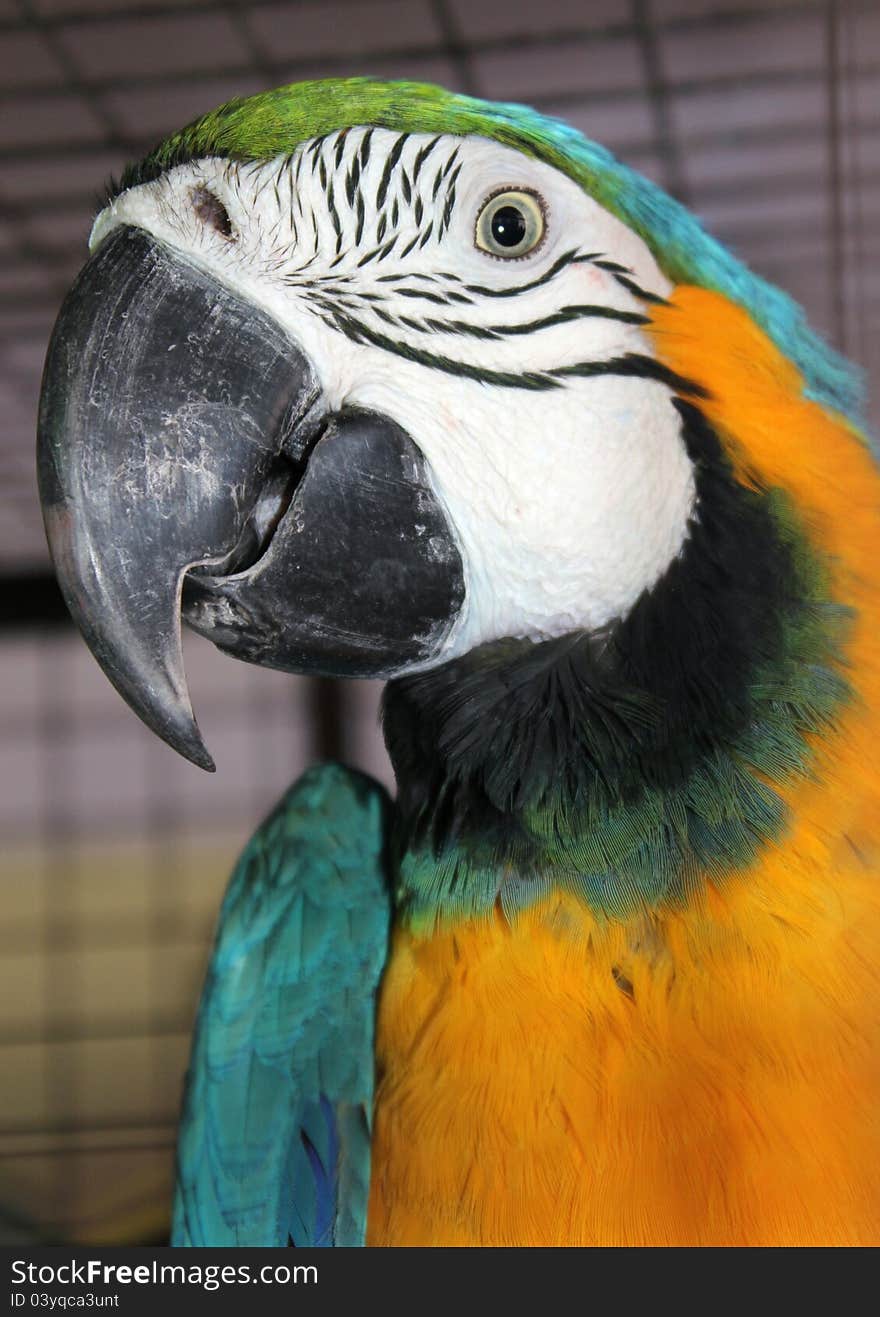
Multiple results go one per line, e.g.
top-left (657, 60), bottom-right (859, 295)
top-left (37, 225), bottom-right (464, 768)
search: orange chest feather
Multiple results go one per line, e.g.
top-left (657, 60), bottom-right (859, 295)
top-left (367, 289), bottom-right (880, 1246)
top-left (367, 839), bottom-right (880, 1246)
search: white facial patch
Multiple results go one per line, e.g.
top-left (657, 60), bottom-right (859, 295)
top-left (92, 129), bottom-right (695, 667)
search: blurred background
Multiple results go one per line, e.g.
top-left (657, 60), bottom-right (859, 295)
top-left (0, 0), bottom-right (877, 1244)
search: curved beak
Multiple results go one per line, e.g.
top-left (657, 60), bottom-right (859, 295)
top-left (37, 225), bottom-right (323, 770)
top-left (37, 225), bottom-right (464, 768)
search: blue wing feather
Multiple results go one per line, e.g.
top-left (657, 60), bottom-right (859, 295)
top-left (171, 763), bottom-right (392, 1246)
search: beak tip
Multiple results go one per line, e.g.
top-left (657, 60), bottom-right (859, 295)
top-left (153, 694), bottom-right (216, 773)
top-left (171, 729), bottom-right (216, 772)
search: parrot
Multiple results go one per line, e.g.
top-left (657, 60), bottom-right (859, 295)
top-left (36, 78), bottom-right (879, 1247)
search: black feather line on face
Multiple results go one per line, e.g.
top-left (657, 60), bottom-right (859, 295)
top-left (333, 127), bottom-right (349, 170)
top-left (317, 301), bottom-right (705, 392)
top-left (344, 156), bottom-right (360, 208)
top-left (326, 181), bottom-right (343, 254)
top-left (376, 132), bottom-right (408, 212)
top-left (463, 249), bottom-right (584, 298)
top-left (590, 258), bottom-right (669, 304)
top-left (382, 400), bottom-right (807, 859)
top-left (412, 135), bottom-right (441, 180)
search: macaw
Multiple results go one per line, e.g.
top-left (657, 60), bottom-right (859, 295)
top-left (37, 79), bottom-right (879, 1247)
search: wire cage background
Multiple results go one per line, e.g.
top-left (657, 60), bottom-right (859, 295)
top-left (0, 0), bottom-right (877, 1244)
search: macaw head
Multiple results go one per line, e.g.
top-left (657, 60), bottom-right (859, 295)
top-left (38, 79), bottom-right (866, 773)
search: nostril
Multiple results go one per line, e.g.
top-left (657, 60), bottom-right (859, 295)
top-left (191, 186), bottom-right (233, 238)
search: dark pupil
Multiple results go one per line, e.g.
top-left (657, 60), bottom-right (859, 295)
top-left (490, 204), bottom-right (527, 248)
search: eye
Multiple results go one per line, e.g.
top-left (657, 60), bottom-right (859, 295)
top-left (190, 186), bottom-right (233, 238)
top-left (475, 189), bottom-right (546, 259)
